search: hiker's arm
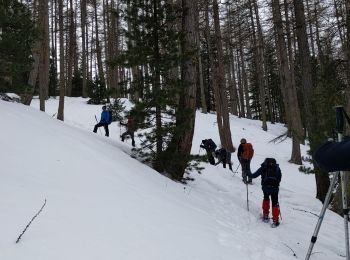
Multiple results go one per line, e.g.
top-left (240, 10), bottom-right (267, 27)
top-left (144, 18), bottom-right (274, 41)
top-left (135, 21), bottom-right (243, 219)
top-left (215, 157), bottom-right (222, 165)
top-left (313, 140), bottom-right (350, 172)
top-left (237, 145), bottom-right (243, 159)
top-left (247, 167), bottom-right (263, 178)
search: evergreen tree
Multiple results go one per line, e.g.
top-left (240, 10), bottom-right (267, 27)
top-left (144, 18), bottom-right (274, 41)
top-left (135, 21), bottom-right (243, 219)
top-left (117, 0), bottom-right (184, 176)
top-left (0, 0), bottom-right (36, 94)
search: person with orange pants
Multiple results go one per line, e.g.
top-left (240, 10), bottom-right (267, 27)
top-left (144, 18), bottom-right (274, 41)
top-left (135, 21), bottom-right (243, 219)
top-left (247, 158), bottom-right (282, 227)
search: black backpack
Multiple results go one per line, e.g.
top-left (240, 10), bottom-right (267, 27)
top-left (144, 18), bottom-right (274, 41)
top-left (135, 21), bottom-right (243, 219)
top-left (201, 139), bottom-right (217, 151)
top-left (262, 158), bottom-right (280, 188)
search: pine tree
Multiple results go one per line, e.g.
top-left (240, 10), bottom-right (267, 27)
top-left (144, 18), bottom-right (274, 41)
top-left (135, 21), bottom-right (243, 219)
top-left (117, 0), bottom-right (186, 177)
top-left (0, 0), bottom-right (36, 95)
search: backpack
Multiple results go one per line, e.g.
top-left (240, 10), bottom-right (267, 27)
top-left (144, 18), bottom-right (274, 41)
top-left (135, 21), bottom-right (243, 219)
top-left (107, 111), bottom-right (113, 125)
top-left (202, 139), bottom-right (217, 151)
top-left (262, 158), bottom-right (280, 188)
top-left (242, 143), bottom-right (254, 160)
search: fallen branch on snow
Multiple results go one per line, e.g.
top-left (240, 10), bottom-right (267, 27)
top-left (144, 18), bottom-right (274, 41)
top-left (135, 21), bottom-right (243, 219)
top-left (16, 199), bottom-right (47, 244)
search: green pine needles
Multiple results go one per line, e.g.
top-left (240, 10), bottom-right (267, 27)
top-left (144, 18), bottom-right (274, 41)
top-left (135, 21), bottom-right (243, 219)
top-left (117, 0), bottom-right (198, 179)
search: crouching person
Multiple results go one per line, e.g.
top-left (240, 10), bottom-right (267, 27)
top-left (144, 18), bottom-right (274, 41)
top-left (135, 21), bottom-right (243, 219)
top-left (247, 158), bottom-right (282, 227)
top-left (200, 139), bottom-right (217, 165)
top-left (214, 148), bottom-right (233, 171)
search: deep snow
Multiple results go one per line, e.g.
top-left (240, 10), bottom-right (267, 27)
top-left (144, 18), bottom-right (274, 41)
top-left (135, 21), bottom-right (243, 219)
top-left (0, 97), bottom-right (347, 260)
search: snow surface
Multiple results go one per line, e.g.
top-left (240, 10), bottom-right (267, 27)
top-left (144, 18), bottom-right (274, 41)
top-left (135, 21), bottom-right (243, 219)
top-left (0, 97), bottom-right (347, 260)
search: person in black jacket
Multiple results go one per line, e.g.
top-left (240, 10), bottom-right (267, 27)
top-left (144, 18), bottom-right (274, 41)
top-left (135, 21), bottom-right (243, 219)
top-left (214, 148), bottom-right (233, 171)
top-left (313, 138), bottom-right (350, 172)
top-left (247, 158), bottom-right (282, 227)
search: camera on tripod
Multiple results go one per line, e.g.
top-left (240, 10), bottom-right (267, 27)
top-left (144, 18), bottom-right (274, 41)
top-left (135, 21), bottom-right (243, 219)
top-left (307, 106), bottom-right (350, 260)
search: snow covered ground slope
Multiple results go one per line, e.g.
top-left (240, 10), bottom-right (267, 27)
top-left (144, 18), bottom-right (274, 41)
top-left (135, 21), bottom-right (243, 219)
top-left (0, 97), bottom-right (346, 260)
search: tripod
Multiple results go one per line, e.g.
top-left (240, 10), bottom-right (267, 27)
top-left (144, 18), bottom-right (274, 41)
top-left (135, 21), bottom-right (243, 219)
top-left (305, 106), bottom-right (350, 260)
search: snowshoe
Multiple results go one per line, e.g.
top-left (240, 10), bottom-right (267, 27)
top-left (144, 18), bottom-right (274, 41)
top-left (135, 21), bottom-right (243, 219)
top-left (260, 214), bottom-right (270, 223)
top-left (271, 221), bottom-right (280, 228)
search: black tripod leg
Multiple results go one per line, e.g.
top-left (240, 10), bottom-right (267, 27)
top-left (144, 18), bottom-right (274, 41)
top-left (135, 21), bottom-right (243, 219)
top-left (305, 171), bottom-right (339, 260)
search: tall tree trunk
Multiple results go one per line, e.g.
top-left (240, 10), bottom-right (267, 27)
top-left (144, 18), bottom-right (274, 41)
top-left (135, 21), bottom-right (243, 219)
top-left (93, 0), bottom-right (105, 84)
top-left (305, 0), bottom-right (316, 57)
top-left (81, 0), bottom-right (88, 97)
top-left (236, 49), bottom-right (245, 117)
top-left (66, 0), bottom-right (74, 96)
top-left (57, 0), bottom-right (65, 121)
top-left (293, 0), bottom-right (313, 134)
top-left (38, 0), bottom-right (49, 111)
top-left (153, 0), bottom-right (163, 172)
top-left (272, 0), bottom-right (302, 164)
top-left (195, 4), bottom-right (207, 113)
top-left (226, 4), bottom-right (238, 116)
top-left (212, 0), bottom-right (234, 152)
top-left (108, 0), bottom-right (119, 97)
top-left (166, 0), bottom-right (198, 180)
top-left (249, 0), bottom-right (267, 130)
top-left (345, 0), bottom-right (350, 111)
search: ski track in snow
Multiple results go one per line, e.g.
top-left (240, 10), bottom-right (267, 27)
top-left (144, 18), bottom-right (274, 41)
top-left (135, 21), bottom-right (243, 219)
top-left (0, 97), bottom-right (346, 260)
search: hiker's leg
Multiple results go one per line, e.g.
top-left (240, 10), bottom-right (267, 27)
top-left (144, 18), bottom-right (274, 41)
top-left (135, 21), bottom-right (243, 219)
top-left (104, 124), bottom-right (109, 137)
top-left (121, 131), bottom-right (127, 141)
top-left (130, 131), bottom-right (135, 147)
top-left (271, 192), bottom-right (279, 207)
top-left (93, 123), bottom-right (102, 133)
top-left (241, 160), bottom-right (248, 182)
top-left (262, 192), bottom-right (270, 217)
top-left (271, 192), bottom-right (280, 223)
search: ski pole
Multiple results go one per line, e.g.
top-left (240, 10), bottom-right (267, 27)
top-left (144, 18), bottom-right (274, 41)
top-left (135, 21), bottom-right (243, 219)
top-left (233, 162), bottom-right (241, 173)
top-left (246, 180), bottom-right (249, 211)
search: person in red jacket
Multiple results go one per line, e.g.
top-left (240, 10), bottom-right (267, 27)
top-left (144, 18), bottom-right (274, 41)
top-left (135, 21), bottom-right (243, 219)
top-left (237, 138), bottom-right (254, 184)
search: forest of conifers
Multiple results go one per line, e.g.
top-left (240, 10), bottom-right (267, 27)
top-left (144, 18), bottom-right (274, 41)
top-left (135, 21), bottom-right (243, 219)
top-left (1, 0), bottom-right (350, 212)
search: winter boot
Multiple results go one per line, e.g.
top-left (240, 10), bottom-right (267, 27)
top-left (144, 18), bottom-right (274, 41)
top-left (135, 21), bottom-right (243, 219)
top-left (262, 199), bottom-right (270, 221)
top-left (272, 206), bottom-right (280, 227)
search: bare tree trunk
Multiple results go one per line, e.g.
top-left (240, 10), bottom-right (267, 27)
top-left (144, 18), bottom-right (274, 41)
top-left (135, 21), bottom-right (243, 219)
top-left (81, 0), bottom-right (88, 97)
top-left (237, 12), bottom-right (251, 119)
top-left (236, 49), bottom-right (245, 117)
top-left (57, 0), bottom-right (65, 121)
top-left (38, 0), bottom-right (49, 111)
top-left (93, 0), bottom-right (105, 84)
top-left (66, 0), bottom-right (74, 96)
top-left (212, 0), bottom-right (234, 152)
top-left (345, 0), bottom-right (350, 112)
top-left (166, 0), bottom-right (198, 180)
top-left (272, 0), bottom-right (302, 164)
top-left (226, 4), bottom-right (238, 116)
top-left (204, 0), bottom-right (216, 112)
top-left (305, 0), bottom-right (316, 57)
top-left (23, 42), bottom-right (40, 105)
top-left (293, 0), bottom-right (314, 133)
top-left (249, 0), bottom-right (267, 130)
top-left (195, 4), bottom-right (207, 113)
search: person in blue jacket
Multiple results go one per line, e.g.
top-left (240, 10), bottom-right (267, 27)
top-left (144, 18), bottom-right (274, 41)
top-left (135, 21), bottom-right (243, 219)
top-left (247, 158), bottom-right (282, 227)
top-left (93, 105), bottom-right (110, 137)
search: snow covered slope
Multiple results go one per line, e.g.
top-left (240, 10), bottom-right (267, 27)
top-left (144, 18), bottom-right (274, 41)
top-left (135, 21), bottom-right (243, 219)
top-left (0, 98), bottom-right (346, 260)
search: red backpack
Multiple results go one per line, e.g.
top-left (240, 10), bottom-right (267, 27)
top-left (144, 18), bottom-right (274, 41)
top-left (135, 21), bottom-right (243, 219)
top-left (242, 143), bottom-right (254, 160)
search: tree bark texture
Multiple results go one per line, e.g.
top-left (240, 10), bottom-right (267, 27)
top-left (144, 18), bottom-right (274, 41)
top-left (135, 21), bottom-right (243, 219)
top-left (57, 0), bottom-right (65, 121)
top-left (272, 0), bottom-right (302, 164)
top-left (212, 0), bottom-right (234, 152)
